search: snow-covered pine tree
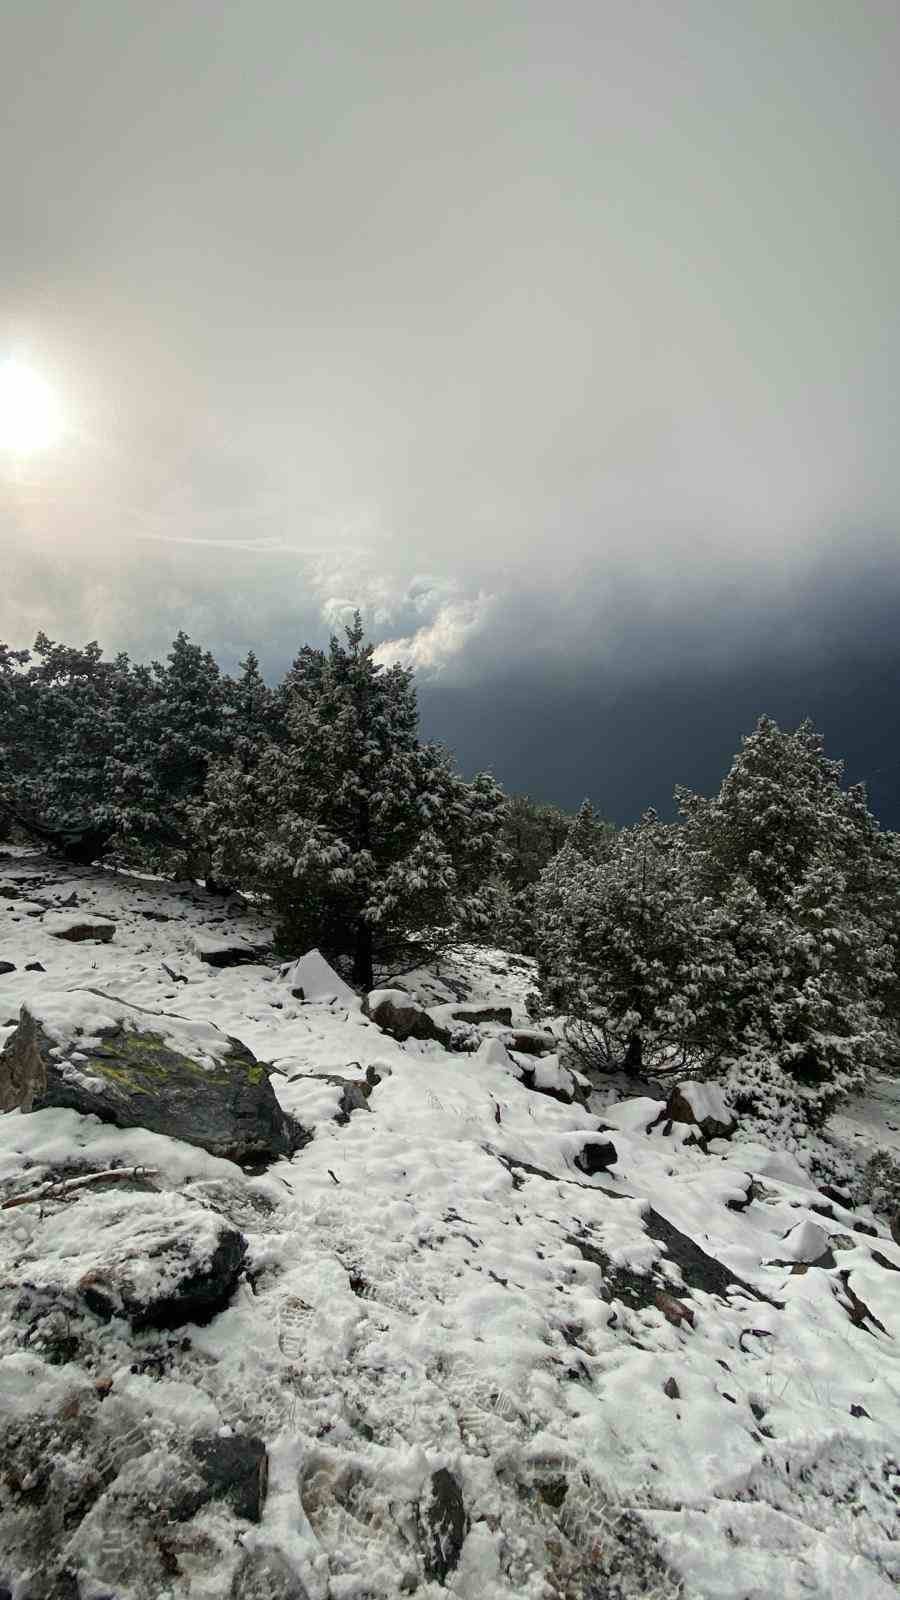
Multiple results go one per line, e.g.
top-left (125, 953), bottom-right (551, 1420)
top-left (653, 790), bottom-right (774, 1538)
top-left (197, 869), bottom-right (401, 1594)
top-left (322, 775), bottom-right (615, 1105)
top-left (0, 634), bottom-right (157, 862)
top-left (248, 614), bottom-right (506, 988)
top-left (142, 632), bottom-right (231, 880)
top-left (190, 650), bottom-right (281, 893)
top-left (535, 809), bottom-right (723, 1075)
top-left (677, 716), bottom-right (900, 1130)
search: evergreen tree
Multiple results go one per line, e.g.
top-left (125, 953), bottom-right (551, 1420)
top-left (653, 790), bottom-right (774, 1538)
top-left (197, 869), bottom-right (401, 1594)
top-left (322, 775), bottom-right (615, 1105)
top-left (677, 717), bottom-right (899, 1129)
top-left (535, 809), bottom-right (723, 1075)
top-left (248, 615), bottom-right (506, 986)
top-left (0, 634), bottom-right (156, 862)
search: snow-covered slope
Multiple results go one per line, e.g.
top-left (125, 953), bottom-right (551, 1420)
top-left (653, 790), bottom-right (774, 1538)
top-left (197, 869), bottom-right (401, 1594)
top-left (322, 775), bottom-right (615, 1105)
top-left (1, 848), bottom-right (898, 1600)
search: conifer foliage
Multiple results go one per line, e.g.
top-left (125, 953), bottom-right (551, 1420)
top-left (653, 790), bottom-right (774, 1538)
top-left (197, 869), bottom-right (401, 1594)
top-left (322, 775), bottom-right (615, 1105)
top-left (535, 716), bottom-right (900, 1135)
top-left (241, 615), bottom-right (506, 987)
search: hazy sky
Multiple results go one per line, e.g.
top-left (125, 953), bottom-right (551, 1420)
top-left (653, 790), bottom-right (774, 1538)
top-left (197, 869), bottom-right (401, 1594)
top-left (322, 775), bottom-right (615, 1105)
top-left (3, 2), bottom-right (899, 822)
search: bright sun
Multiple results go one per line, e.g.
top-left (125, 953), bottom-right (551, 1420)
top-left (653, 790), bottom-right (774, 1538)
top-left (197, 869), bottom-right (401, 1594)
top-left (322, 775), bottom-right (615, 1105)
top-left (0, 360), bottom-right (65, 454)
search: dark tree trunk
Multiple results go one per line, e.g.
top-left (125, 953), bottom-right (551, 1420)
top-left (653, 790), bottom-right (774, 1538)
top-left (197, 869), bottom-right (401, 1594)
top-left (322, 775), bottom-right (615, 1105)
top-left (623, 1032), bottom-right (643, 1072)
top-left (352, 918), bottom-right (374, 992)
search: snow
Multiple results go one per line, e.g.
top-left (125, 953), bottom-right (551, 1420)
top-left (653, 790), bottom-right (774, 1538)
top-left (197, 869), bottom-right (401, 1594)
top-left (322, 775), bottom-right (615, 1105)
top-left (1, 848), bottom-right (900, 1599)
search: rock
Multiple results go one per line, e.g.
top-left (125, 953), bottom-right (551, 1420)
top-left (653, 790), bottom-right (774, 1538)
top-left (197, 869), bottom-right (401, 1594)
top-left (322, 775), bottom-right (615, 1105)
top-left (288, 1071), bottom-right (374, 1123)
top-left (652, 1081), bottom-right (736, 1143)
top-left (16, 1004), bottom-right (307, 1168)
top-left (0, 1005), bottom-right (47, 1112)
top-left (229, 1550), bottom-right (312, 1599)
top-left (502, 1028), bottom-right (557, 1056)
top-left (19, 1188), bottom-right (247, 1332)
top-left (44, 913), bottom-right (116, 943)
top-left (421, 1467), bottom-right (467, 1584)
top-left (25, 962), bottom-right (45, 972)
top-left (518, 1054), bottom-right (588, 1107)
top-left (891, 1211), bottom-right (900, 1248)
top-left (363, 989), bottom-right (451, 1046)
top-left (177, 1434), bottom-right (268, 1523)
top-left (450, 1004), bottom-right (513, 1027)
top-left (190, 932), bottom-right (268, 967)
top-left (281, 948), bottom-right (356, 1004)
top-left (662, 1376), bottom-right (680, 1400)
top-left (776, 1218), bottom-right (835, 1268)
top-left (0, 961), bottom-right (16, 975)
top-left (573, 1137), bottom-right (618, 1176)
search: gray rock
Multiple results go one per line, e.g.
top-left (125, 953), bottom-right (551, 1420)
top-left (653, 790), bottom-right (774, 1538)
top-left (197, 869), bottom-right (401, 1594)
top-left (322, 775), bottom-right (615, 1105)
top-left (573, 1137), bottom-right (618, 1176)
top-left (0, 961), bottom-right (16, 975)
top-left (0, 1005), bottom-right (47, 1112)
top-left (229, 1550), bottom-right (312, 1599)
top-left (363, 990), bottom-right (451, 1047)
top-left (176, 1434), bottom-right (268, 1523)
top-left (14, 1009), bottom-right (307, 1168)
top-left (450, 1004), bottom-right (513, 1027)
top-left (288, 1071), bottom-right (375, 1123)
top-left (652, 1081), bottom-right (736, 1144)
top-left (18, 1189), bottom-right (248, 1332)
top-left (46, 915), bottom-right (115, 943)
top-left (421, 1467), bottom-right (467, 1584)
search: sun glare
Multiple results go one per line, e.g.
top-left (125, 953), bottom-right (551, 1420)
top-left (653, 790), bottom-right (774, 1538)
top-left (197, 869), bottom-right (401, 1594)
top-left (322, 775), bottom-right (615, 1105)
top-left (0, 360), bottom-right (65, 454)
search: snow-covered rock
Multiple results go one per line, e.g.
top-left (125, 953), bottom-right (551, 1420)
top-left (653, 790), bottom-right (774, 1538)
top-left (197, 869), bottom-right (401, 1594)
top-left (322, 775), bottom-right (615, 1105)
top-left (44, 911), bottom-right (116, 943)
top-left (363, 987), bottom-right (451, 1045)
top-left (281, 947), bottom-right (357, 1005)
top-left (5, 998), bottom-right (307, 1168)
top-left (654, 1078), bottom-right (737, 1142)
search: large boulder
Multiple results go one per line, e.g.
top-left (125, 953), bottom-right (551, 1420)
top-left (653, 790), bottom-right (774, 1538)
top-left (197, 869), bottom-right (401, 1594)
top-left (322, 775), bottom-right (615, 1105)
top-left (15, 1187), bottom-right (248, 1332)
top-left (652, 1080), bottom-right (736, 1144)
top-left (363, 989), bottom-right (451, 1046)
top-left (5, 999), bottom-right (307, 1168)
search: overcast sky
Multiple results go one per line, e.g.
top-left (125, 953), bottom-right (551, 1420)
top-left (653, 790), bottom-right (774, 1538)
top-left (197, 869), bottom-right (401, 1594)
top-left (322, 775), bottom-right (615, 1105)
top-left (2, 1), bottom-right (899, 823)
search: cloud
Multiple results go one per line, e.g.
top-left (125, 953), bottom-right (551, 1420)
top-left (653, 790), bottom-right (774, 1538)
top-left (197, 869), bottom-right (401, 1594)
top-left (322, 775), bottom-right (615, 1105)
top-left (374, 592), bottom-right (494, 673)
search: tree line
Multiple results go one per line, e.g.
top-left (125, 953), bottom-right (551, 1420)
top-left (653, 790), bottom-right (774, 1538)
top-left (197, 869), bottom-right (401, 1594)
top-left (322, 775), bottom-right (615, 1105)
top-left (2, 621), bottom-right (898, 1131)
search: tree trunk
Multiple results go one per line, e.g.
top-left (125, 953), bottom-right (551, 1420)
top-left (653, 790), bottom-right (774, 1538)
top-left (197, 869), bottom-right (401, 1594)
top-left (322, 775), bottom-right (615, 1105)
top-left (352, 918), bottom-right (374, 991)
top-left (623, 1032), bottom-right (643, 1073)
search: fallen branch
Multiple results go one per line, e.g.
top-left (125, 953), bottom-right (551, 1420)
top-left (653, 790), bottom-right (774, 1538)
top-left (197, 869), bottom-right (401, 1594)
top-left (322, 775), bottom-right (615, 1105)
top-left (1, 1166), bottom-right (159, 1210)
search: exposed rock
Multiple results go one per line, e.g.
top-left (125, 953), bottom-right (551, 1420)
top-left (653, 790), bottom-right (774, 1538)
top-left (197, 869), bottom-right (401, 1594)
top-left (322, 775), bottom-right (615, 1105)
top-left (190, 932), bottom-right (268, 967)
top-left (0, 1005), bottom-right (47, 1112)
top-left (15, 1007), bottom-right (307, 1167)
top-left (573, 1137), bottom-right (618, 1176)
top-left (450, 1004), bottom-right (513, 1027)
top-left (0, 961), bottom-right (16, 975)
top-left (663, 1376), bottom-right (680, 1400)
top-left (18, 1189), bottom-right (248, 1332)
top-left (44, 913), bottom-right (116, 944)
top-left (229, 1550), bottom-right (312, 1599)
top-left (177, 1434), bottom-right (268, 1523)
top-left (363, 989), bottom-right (451, 1046)
top-left (502, 1028), bottom-right (558, 1056)
top-left (651, 1080), bottom-right (736, 1144)
top-left (288, 1071), bottom-right (375, 1122)
top-left (25, 962), bottom-right (45, 973)
top-left (421, 1467), bottom-right (467, 1584)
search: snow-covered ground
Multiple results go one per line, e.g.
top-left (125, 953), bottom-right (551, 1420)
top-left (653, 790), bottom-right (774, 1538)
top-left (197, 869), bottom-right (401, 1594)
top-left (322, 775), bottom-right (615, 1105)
top-left (1, 847), bottom-right (898, 1600)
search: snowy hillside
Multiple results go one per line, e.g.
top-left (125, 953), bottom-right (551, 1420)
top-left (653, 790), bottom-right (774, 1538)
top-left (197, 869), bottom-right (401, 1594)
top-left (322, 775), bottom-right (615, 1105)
top-left (1, 847), bottom-right (899, 1600)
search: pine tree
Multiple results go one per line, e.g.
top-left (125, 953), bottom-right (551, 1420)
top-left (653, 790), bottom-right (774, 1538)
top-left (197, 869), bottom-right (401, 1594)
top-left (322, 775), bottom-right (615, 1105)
top-left (677, 716), bottom-right (900, 1130)
top-left (535, 809), bottom-right (722, 1075)
top-left (0, 635), bottom-right (156, 862)
top-left (249, 615), bottom-right (506, 987)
